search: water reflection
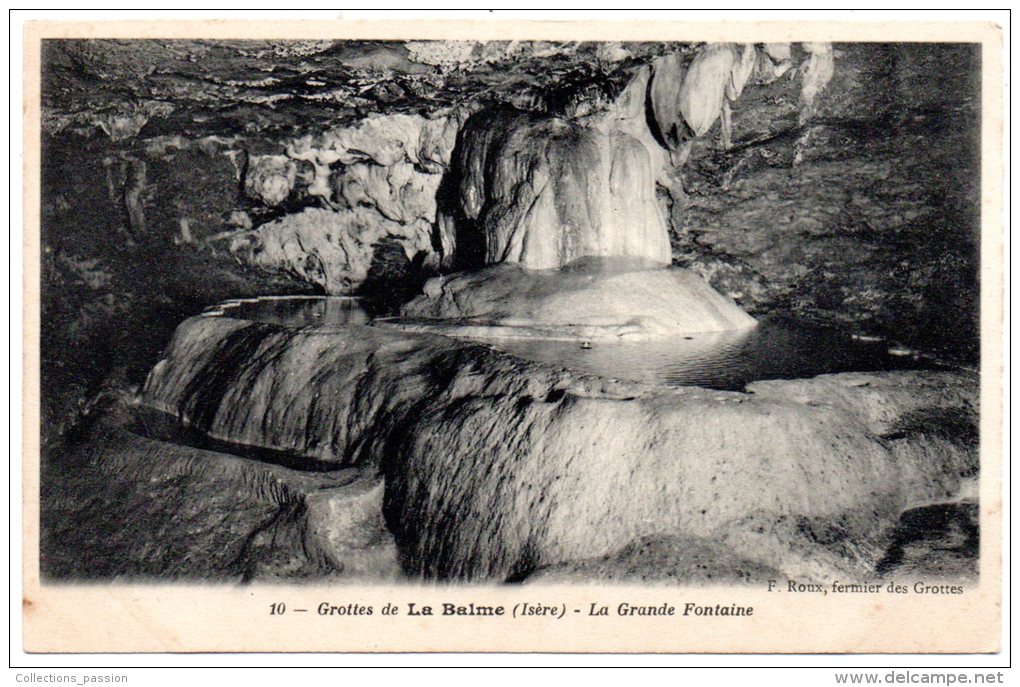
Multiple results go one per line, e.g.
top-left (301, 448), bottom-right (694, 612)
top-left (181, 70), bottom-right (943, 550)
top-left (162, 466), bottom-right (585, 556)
top-left (210, 296), bottom-right (370, 328)
top-left (490, 315), bottom-right (930, 391)
top-left (206, 297), bottom-right (932, 392)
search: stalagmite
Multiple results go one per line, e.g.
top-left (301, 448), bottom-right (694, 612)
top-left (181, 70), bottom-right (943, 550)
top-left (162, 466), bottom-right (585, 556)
top-left (444, 68), bottom-right (671, 271)
top-left (424, 66), bottom-right (754, 338)
top-left (139, 313), bottom-right (977, 582)
top-left (399, 258), bottom-right (757, 340)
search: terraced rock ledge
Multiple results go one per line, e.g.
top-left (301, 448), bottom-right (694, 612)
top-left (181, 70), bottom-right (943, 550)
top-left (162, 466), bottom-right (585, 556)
top-left (42, 312), bottom-right (977, 583)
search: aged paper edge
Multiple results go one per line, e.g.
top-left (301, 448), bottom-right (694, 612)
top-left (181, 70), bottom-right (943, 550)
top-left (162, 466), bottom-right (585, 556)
top-left (19, 18), bottom-right (1005, 655)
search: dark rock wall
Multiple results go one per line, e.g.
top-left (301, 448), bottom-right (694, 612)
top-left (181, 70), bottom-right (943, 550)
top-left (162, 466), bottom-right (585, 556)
top-left (40, 134), bottom-right (316, 445)
top-left (670, 43), bottom-right (980, 361)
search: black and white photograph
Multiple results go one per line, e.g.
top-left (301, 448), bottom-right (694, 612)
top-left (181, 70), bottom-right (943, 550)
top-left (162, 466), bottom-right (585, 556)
top-left (19, 15), bottom-right (1004, 658)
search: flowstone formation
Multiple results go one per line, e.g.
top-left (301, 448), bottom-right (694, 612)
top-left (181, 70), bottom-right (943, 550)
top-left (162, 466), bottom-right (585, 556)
top-left (398, 257), bottom-right (755, 340)
top-left (39, 40), bottom-right (982, 585)
top-left (440, 68), bottom-right (670, 270)
top-left (229, 111), bottom-right (470, 294)
top-left (413, 63), bottom-right (756, 339)
top-left (44, 309), bottom-right (975, 583)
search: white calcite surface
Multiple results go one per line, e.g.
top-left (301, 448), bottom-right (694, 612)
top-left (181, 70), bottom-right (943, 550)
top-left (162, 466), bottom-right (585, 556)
top-left (399, 258), bottom-right (757, 340)
top-left (333, 161), bottom-right (442, 227)
top-left (233, 206), bottom-right (433, 294)
top-left (136, 314), bottom-right (977, 582)
top-left (442, 68), bottom-right (672, 270)
top-left (243, 154), bottom-right (298, 206)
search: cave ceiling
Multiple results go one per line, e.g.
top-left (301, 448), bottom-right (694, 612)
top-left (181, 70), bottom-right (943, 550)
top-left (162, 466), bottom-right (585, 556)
top-left (41, 39), bottom-right (689, 142)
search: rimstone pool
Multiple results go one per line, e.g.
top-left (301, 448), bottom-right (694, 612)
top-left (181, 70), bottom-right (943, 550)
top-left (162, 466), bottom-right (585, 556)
top-left (206, 295), bottom-right (371, 327)
top-left (202, 296), bottom-right (936, 392)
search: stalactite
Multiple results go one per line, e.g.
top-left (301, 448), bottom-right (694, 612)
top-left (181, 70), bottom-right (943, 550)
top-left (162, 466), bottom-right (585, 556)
top-left (123, 157), bottom-right (147, 238)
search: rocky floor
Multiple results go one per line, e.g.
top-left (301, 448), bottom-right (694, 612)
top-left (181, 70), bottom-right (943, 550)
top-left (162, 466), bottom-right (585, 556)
top-left (527, 502), bottom-right (980, 584)
top-left (42, 425), bottom-right (979, 585)
top-left (41, 428), bottom-right (400, 582)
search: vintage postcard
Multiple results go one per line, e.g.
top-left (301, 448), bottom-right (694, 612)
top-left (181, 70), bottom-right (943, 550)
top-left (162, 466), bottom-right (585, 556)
top-left (20, 16), bottom-right (1004, 654)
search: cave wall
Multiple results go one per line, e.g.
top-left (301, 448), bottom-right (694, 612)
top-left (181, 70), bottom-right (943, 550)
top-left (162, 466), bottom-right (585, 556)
top-left (38, 40), bottom-right (982, 444)
top-left (669, 43), bottom-right (981, 360)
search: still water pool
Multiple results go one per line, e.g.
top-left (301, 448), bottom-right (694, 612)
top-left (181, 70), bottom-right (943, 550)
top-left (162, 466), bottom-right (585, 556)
top-left (208, 296), bottom-right (370, 327)
top-left (207, 297), bottom-right (935, 391)
top-left (488, 315), bottom-right (935, 391)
